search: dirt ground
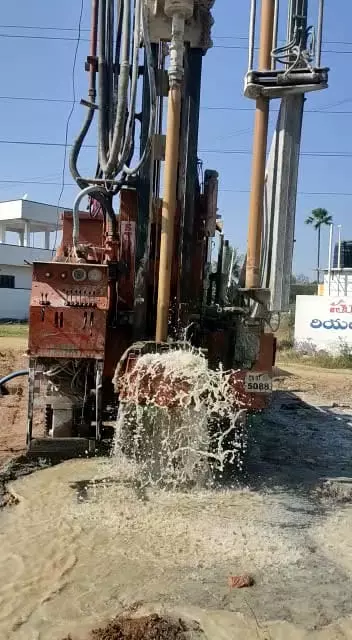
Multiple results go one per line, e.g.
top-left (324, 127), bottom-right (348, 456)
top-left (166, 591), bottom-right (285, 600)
top-left (0, 337), bottom-right (28, 466)
top-left (1, 339), bottom-right (352, 639)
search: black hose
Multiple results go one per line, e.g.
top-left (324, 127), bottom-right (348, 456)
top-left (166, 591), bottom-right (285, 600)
top-left (70, 0), bottom-right (100, 189)
top-left (0, 370), bottom-right (29, 388)
top-left (69, 107), bottom-right (95, 189)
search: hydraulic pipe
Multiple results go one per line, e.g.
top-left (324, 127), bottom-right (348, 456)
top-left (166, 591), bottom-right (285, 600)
top-left (271, 0), bottom-right (279, 69)
top-left (156, 7), bottom-right (191, 342)
top-left (248, 0), bottom-right (257, 72)
top-left (316, 0), bottom-right (324, 67)
top-left (245, 0), bottom-right (275, 289)
top-left (88, 0), bottom-right (99, 95)
top-left (156, 86), bottom-right (182, 342)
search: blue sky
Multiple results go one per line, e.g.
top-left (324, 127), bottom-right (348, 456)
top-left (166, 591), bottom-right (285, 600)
top-left (0, 0), bottom-right (351, 277)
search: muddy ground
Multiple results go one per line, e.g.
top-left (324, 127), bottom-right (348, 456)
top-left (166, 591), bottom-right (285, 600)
top-left (0, 337), bottom-right (28, 465)
top-left (1, 337), bottom-right (352, 639)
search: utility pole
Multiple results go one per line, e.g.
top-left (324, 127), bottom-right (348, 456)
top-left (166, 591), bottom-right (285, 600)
top-left (246, 0), bottom-right (275, 289)
top-left (263, 0), bottom-right (310, 310)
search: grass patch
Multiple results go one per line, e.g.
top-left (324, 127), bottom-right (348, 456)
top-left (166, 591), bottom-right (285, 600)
top-left (0, 324), bottom-right (28, 338)
top-left (279, 347), bottom-right (352, 369)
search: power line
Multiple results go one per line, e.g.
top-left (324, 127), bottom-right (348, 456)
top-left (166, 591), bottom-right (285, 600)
top-left (0, 140), bottom-right (95, 148)
top-left (1, 139), bottom-right (352, 158)
top-left (1, 31), bottom-right (352, 56)
top-left (1, 95), bottom-right (352, 116)
top-left (221, 189), bottom-right (352, 197)
top-left (0, 32), bottom-right (89, 42)
top-left (0, 180), bottom-right (76, 186)
top-left (0, 179), bottom-right (351, 198)
top-left (0, 95), bottom-right (73, 104)
top-left (213, 44), bottom-right (352, 55)
top-left (200, 149), bottom-right (352, 157)
top-left (1, 25), bottom-right (352, 48)
top-left (202, 107), bottom-right (352, 114)
top-left (0, 24), bottom-right (90, 32)
top-left (54, 0), bottom-right (84, 250)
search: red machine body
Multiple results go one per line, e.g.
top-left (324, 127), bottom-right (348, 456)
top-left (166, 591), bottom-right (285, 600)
top-left (28, 262), bottom-right (108, 360)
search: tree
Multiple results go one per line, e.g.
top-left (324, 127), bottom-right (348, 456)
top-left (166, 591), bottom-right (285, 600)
top-left (291, 273), bottom-right (310, 284)
top-left (305, 208), bottom-right (333, 283)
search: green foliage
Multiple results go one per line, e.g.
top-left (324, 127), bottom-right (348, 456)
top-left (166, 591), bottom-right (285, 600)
top-left (279, 341), bottom-right (352, 370)
top-left (305, 208), bottom-right (333, 229)
top-left (0, 323), bottom-right (29, 338)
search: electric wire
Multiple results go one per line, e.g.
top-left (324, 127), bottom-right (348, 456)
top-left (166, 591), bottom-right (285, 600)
top-left (2, 30), bottom-right (352, 56)
top-left (1, 94), bottom-right (352, 116)
top-left (2, 23), bottom-right (352, 48)
top-left (53, 0), bottom-right (84, 252)
top-left (1, 179), bottom-right (352, 198)
top-left (3, 139), bottom-right (352, 158)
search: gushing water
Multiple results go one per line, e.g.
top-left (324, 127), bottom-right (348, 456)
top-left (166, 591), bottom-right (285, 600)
top-left (113, 347), bottom-right (247, 488)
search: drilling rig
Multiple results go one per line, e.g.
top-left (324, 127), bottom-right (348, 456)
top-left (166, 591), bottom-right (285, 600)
top-left (22, 0), bottom-right (328, 457)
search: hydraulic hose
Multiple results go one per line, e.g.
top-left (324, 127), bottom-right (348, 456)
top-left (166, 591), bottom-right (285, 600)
top-left (99, 0), bottom-right (131, 176)
top-left (118, 0), bottom-right (142, 171)
top-left (72, 185), bottom-right (110, 252)
top-left (71, 0), bottom-right (156, 190)
top-left (0, 370), bottom-right (29, 388)
top-left (69, 0), bottom-right (99, 189)
top-left (97, 0), bottom-right (110, 171)
top-left (123, 2), bottom-right (157, 176)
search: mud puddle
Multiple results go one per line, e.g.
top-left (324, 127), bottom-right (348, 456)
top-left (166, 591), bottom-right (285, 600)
top-left (0, 455), bottom-right (352, 639)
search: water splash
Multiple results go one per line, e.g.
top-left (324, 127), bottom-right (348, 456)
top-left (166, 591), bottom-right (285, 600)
top-left (113, 347), bottom-right (247, 489)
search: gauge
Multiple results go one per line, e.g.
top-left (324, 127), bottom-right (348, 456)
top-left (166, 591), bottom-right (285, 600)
top-left (72, 268), bottom-right (87, 282)
top-left (88, 268), bottom-right (103, 283)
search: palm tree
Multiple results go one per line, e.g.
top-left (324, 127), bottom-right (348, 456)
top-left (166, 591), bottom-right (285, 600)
top-left (305, 208), bottom-right (333, 283)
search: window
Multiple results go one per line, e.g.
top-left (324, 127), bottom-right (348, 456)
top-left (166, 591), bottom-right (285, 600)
top-left (0, 275), bottom-right (15, 288)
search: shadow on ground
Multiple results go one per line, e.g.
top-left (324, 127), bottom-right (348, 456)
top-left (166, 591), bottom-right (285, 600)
top-left (243, 391), bottom-right (352, 494)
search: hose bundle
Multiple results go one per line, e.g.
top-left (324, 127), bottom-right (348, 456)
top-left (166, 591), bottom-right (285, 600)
top-left (70, 0), bottom-right (157, 191)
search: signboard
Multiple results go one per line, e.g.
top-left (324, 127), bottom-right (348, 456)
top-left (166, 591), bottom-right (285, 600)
top-left (295, 295), bottom-right (352, 354)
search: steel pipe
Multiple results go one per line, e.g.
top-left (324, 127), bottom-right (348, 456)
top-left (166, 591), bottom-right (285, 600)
top-left (246, 0), bottom-right (275, 289)
top-left (155, 86), bottom-right (182, 342)
top-left (316, 0), bottom-right (324, 67)
top-left (248, 0), bottom-right (257, 72)
top-left (271, 0), bottom-right (279, 69)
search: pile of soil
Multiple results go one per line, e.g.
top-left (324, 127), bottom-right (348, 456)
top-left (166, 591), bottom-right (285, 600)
top-left (64, 614), bottom-right (192, 640)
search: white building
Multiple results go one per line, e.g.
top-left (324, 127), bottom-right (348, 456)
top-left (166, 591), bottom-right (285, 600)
top-left (0, 200), bottom-right (62, 320)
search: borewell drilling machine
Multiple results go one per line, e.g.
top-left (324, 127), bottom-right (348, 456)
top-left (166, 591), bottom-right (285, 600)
top-left (24, 0), bottom-right (328, 457)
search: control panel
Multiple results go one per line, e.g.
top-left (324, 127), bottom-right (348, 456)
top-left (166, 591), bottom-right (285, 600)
top-left (28, 262), bottom-right (109, 359)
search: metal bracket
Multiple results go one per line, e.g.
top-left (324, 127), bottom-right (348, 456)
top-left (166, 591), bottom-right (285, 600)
top-left (238, 287), bottom-right (271, 307)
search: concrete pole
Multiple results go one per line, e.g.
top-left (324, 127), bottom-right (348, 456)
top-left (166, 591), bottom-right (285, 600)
top-left (45, 230), bottom-right (50, 250)
top-left (327, 223), bottom-right (333, 295)
top-left (24, 221), bottom-right (31, 247)
top-left (245, 0), bottom-right (275, 289)
top-left (156, 3), bottom-right (193, 342)
top-left (0, 223), bottom-right (5, 243)
top-left (337, 225), bottom-right (342, 270)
